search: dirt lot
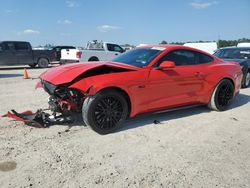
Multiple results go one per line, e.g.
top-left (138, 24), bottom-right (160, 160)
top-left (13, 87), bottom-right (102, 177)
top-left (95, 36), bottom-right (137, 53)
top-left (0, 67), bottom-right (250, 188)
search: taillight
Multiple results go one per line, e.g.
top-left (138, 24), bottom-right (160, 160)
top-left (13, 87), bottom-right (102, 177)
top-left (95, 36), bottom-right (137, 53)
top-left (76, 51), bottom-right (81, 58)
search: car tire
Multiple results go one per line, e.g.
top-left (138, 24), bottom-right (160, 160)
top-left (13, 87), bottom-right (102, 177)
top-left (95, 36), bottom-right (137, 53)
top-left (88, 57), bottom-right (99, 61)
top-left (242, 71), bottom-right (250, 88)
top-left (28, 63), bottom-right (37, 68)
top-left (38, 58), bottom-right (49, 68)
top-left (82, 89), bottom-right (128, 134)
top-left (208, 79), bottom-right (234, 111)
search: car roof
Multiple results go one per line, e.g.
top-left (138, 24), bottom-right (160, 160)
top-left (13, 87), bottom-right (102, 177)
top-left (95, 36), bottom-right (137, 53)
top-left (138, 44), bottom-right (181, 48)
top-left (138, 44), bottom-right (214, 56)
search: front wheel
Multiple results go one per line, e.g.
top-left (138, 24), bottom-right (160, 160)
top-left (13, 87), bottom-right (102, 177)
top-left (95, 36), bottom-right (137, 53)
top-left (242, 71), bottom-right (250, 88)
top-left (82, 89), bottom-right (128, 134)
top-left (208, 79), bottom-right (234, 111)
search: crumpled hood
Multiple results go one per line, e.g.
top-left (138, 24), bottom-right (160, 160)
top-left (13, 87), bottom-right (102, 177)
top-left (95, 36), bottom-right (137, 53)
top-left (39, 61), bottom-right (140, 85)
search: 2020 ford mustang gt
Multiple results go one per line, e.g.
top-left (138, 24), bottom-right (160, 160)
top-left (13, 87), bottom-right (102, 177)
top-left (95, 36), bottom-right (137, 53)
top-left (38, 45), bottom-right (243, 134)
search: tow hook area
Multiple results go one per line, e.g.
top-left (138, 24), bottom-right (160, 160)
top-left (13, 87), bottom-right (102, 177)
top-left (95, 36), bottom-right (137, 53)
top-left (2, 109), bottom-right (74, 128)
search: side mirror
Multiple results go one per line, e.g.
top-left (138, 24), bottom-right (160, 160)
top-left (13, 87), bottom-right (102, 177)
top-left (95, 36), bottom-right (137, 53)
top-left (159, 61), bottom-right (175, 70)
top-left (0, 46), bottom-right (3, 52)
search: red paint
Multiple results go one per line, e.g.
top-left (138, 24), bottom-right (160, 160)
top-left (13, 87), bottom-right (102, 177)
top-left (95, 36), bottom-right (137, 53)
top-left (39, 45), bottom-right (243, 117)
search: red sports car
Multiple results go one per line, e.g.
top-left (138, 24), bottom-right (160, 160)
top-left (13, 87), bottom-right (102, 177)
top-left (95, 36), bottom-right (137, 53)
top-left (38, 45), bottom-right (243, 134)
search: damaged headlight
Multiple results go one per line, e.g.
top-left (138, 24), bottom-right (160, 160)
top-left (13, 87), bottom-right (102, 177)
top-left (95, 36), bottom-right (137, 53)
top-left (41, 80), bottom-right (57, 95)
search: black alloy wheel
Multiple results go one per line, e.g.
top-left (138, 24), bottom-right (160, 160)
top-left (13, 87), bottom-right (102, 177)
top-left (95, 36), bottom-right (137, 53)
top-left (242, 71), bottom-right (250, 88)
top-left (82, 89), bottom-right (128, 134)
top-left (214, 80), bottom-right (234, 111)
top-left (93, 96), bottom-right (123, 130)
top-left (209, 79), bottom-right (235, 111)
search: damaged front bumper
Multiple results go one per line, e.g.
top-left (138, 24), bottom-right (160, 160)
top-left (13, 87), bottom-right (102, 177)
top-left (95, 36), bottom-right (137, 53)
top-left (37, 80), bottom-right (85, 115)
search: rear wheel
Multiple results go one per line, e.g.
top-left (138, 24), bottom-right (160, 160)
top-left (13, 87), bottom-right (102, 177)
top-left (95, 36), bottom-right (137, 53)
top-left (242, 71), bottom-right (250, 88)
top-left (38, 58), bottom-right (49, 68)
top-left (208, 79), bottom-right (234, 111)
top-left (82, 89), bottom-right (128, 134)
top-left (88, 57), bottom-right (99, 61)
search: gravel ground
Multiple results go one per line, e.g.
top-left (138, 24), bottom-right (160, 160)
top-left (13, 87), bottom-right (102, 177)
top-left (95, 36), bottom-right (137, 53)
top-left (0, 67), bottom-right (250, 188)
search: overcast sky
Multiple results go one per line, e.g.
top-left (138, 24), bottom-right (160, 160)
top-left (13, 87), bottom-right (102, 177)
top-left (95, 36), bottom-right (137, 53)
top-left (0, 0), bottom-right (249, 46)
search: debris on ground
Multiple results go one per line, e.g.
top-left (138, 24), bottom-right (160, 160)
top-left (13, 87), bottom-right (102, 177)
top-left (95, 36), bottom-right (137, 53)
top-left (1, 109), bottom-right (73, 128)
top-left (230, 117), bottom-right (239, 121)
top-left (153, 120), bottom-right (161, 124)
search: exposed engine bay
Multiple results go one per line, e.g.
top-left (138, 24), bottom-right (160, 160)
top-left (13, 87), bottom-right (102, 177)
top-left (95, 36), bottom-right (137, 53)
top-left (43, 81), bottom-right (85, 114)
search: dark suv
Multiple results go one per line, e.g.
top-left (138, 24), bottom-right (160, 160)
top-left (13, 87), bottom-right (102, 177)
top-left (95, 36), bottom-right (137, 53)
top-left (214, 47), bottom-right (250, 88)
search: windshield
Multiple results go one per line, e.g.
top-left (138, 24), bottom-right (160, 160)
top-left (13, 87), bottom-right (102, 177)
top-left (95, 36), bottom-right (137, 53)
top-left (113, 48), bottom-right (162, 67)
top-left (214, 48), bottom-right (250, 59)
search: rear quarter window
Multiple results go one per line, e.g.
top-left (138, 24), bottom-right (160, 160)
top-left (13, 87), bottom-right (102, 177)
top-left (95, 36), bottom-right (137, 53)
top-left (198, 53), bottom-right (213, 64)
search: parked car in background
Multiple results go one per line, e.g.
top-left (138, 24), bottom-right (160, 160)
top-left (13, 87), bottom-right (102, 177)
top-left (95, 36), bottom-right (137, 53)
top-left (38, 45), bottom-right (242, 134)
top-left (184, 42), bottom-right (217, 54)
top-left (214, 47), bottom-right (250, 88)
top-left (0, 41), bottom-right (56, 68)
top-left (60, 40), bottom-right (125, 63)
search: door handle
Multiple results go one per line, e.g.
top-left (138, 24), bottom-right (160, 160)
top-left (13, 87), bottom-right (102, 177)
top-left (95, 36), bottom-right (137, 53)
top-left (115, 53), bottom-right (118, 55)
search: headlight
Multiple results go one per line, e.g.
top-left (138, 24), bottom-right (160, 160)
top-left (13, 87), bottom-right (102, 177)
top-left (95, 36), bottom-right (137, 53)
top-left (42, 80), bottom-right (57, 95)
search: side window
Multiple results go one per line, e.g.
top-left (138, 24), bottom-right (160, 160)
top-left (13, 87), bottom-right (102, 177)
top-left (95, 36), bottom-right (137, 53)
top-left (107, 44), bottom-right (123, 53)
top-left (198, 53), bottom-right (213, 64)
top-left (239, 49), bottom-right (250, 59)
top-left (3, 42), bottom-right (15, 51)
top-left (15, 42), bottom-right (29, 51)
top-left (0, 44), bottom-right (3, 51)
top-left (157, 50), bottom-right (197, 66)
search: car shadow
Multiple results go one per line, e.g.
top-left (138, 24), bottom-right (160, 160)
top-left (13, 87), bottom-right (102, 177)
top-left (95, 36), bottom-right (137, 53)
top-left (229, 93), bottom-right (250, 109)
top-left (11, 93), bottom-right (248, 132)
top-left (117, 93), bottom-right (250, 133)
top-left (0, 73), bottom-right (23, 78)
top-left (117, 105), bottom-right (210, 133)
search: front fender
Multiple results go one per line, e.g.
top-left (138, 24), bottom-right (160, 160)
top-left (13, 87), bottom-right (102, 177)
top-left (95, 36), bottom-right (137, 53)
top-left (68, 76), bottom-right (130, 96)
top-left (68, 76), bottom-right (141, 117)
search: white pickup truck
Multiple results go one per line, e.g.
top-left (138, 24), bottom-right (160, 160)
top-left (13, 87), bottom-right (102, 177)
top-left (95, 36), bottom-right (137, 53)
top-left (60, 41), bottom-right (125, 63)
